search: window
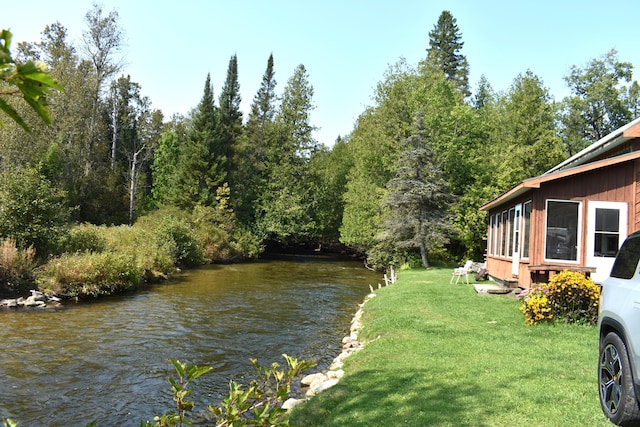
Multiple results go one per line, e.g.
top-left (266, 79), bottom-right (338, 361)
top-left (522, 201), bottom-right (531, 258)
top-left (500, 211), bottom-right (508, 256)
top-left (545, 200), bottom-right (580, 261)
top-left (594, 208), bottom-right (620, 257)
top-left (488, 215), bottom-right (494, 255)
top-left (508, 207), bottom-right (516, 257)
top-left (494, 213), bottom-right (501, 255)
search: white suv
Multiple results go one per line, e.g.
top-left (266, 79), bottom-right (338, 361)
top-left (599, 231), bottom-right (640, 425)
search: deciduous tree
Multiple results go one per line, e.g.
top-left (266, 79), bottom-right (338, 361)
top-left (561, 49), bottom-right (638, 155)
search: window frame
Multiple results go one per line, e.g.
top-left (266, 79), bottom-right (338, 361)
top-left (544, 199), bottom-right (582, 264)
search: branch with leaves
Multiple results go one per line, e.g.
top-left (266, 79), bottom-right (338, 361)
top-left (0, 29), bottom-right (63, 131)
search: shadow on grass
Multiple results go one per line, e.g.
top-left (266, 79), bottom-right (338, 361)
top-left (291, 367), bottom-right (507, 427)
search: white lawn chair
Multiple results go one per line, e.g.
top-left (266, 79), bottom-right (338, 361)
top-left (450, 260), bottom-right (473, 284)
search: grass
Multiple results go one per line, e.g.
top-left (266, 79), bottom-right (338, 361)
top-left (289, 267), bottom-right (609, 427)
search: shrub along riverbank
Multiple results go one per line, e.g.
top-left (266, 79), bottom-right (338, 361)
top-left (289, 267), bottom-right (609, 426)
top-left (0, 206), bottom-right (263, 300)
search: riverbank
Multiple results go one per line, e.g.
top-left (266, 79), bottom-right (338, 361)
top-left (288, 267), bottom-right (609, 426)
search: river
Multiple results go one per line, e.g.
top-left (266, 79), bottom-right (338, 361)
top-left (0, 255), bottom-right (380, 426)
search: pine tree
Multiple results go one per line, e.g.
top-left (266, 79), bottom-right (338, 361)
top-left (172, 74), bottom-right (225, 209)
top-left (424, 10), bottom-right (470, 98)
top-left (257, 64), bottom-right (317, 243)
top-left (219, 54), bottom-right (243, 183)
top-left (235, 54), bottom-right (277, 225)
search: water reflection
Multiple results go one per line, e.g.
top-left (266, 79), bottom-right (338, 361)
top-left (0, 255), bottom-right (379, 426)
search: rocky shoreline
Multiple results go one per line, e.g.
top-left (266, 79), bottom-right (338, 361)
top-left (283, 289), bottom-right (378, 410)
top-left (0, 290), bottom-right (62, 309)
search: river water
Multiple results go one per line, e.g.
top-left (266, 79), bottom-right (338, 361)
top-left (0, 255), bottom-right (380, 426)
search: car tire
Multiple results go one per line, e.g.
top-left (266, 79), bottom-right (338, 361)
top-left (599, 332), bottom-right (640, 426)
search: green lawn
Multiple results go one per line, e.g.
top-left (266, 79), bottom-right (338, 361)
top-left (289, 267), bottom-right (610, 427)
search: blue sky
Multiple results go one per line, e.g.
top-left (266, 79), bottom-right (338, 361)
top-left (5, 0), bottom-right (640, 146)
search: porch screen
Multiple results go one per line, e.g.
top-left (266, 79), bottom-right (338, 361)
top-left (545, 200), bottom-right (579, 261)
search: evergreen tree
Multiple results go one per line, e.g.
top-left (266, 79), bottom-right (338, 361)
top-left (151, 120), bottom-right (186, 207)
top-left (235, 54), bottom-right (277, 225)
top-left (172, 74), bottom-right (225, 209)
top-left (423, 10), bottom-right (470, 98)
top-left (218, 54), bottom-right (243, 184)
top-left (257, 64), bottom-right (317, 243)
top-left (381, 112), bottom-right (453, 268)
top-left (278, 64), bottom-right (317, 158)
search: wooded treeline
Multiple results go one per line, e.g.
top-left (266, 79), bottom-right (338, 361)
top-left (3, 7), bottom-right (640, 269)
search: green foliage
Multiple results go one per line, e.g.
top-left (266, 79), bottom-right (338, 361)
top-left (209, 354), bottom-right (316, 426)
top-left (0, 166), bottom-right (71, 256)
top-left (381, 111), bottom-right (454, 268)
top-left (171, 74), bottom-right (226, 209)
top-left (518, 271), bottom-right (601, 325)
top-left (561, 49), bottom-right (638, 155)
top-left (1, 418), bottom-right (16, 427)
top-left (36, 251), bottom-right (144, 299)
top-left (142, 355), bottom-right (314, 427)
top-left (58, 223), bottom-right (108, 254)
top-left (137, 208), bottom-right (205, 267)
top-left (151, 130), bottom-right (183, 206)
top-left (141, 359), bottom-right (212, 427)
top-left (0, 29), bottom-right (63, 131)
top-left (422, 10), bottom-right (470, 98)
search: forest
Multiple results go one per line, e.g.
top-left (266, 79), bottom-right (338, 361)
top-left (2, 7), bottom-right (640, 297)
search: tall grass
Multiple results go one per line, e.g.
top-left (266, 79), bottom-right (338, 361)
top-left (290, 267), bottom-right (608, 426)
top-left (0, 238), bottom-right (35, 296)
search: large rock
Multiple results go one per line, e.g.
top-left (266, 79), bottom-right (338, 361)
top-left (306, 378), bottom-right (339, 396)
top-left (282, 398), bottom-right (307, 410)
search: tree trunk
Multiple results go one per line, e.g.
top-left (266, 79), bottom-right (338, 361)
top-left (111, 92), bottom-right (118, 171)
top-left (129, 151), bottom-right (138, 225)
top-left (420, 239), bottom-right (430, 268)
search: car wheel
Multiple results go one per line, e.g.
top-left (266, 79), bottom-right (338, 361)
top-left (599, 332), bottom-right (640, 425)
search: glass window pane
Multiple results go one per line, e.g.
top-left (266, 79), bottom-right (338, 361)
top-left (501, 211), bottom-right (507, 256)
top-left (594, 208), bottom-right (620, 257)
top-left (508, 208), bottom-right (515, 257)
top-left (545, 201), bottom-right (579, 261)
top-left (596, 208), bottom-right (619, 233)
top-left (523, 202), bottom-right (531, 258)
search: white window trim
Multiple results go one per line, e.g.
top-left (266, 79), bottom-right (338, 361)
top-left (543, 199), bottom-right (582, 264)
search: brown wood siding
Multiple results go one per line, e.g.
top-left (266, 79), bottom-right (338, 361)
top-left (635, 159), bottom-right (640, 232)
top-left (485, 161), bottom-right (636, 287)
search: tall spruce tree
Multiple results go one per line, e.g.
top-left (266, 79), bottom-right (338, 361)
top-left (382, 112), bottom-right (453, 268)
top-left (218, 54), bottom-right (243, 185)
top-left (423, 10), bottom-right (470, 98)
top-left (172, 74), bottom-right (225, 209)
top-left (257, 64), bottom-right (317, 243)
top-left (235, 54), bottom-right (277, 225)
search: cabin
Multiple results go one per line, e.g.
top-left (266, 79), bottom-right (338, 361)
top-left (480, 116), bottom-right (640, 287)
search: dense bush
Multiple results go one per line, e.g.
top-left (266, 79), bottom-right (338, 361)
top-left (0, 166), bottom-right (71, 256)
top-left (58, 223), bottom-right (108, 254)
top-left (28, 205), bottom-right (263, 300)
top-left (137, 209), bottom-right (206, 267)
top-left (519, 271), bottom-right (600, 325)
top-left (36, 252), bottom-right (144, 299)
